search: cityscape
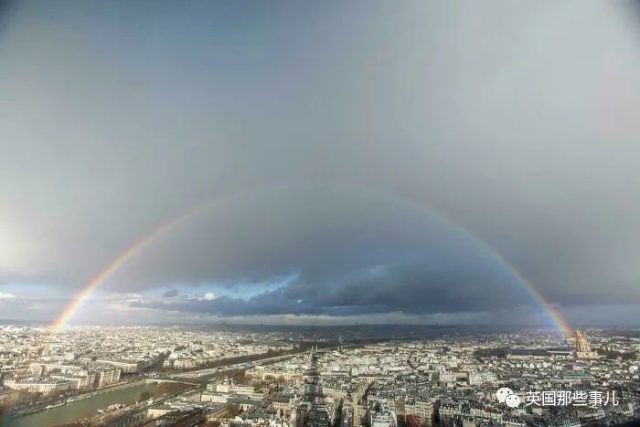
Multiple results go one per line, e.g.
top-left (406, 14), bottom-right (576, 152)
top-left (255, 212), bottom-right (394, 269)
top-left (0, 325), bottom-right (639, 426)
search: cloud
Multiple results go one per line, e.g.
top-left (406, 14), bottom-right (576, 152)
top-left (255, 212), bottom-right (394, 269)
top-left (1, 1), bottom-right (640, 323)
top-left (199, 292), bottom-right (217, 301)
top-left (162, 289), bottom-right (179, 298)
top-left (139, 258), bottom-right (525, 320)
top-left (126, 189), bottom-right (533, 317)
top-left (0, 292), bottom-right (16, 300)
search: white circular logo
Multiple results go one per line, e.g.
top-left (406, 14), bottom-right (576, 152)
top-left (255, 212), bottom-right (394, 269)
top-left (496, 387), bottom-right (513, 403)
top-left (505, 393), bottom-right (521, 408)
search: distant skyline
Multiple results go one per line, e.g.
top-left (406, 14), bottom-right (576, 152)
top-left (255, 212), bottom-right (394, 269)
top-left (2, 1), bottom-right (640, 327)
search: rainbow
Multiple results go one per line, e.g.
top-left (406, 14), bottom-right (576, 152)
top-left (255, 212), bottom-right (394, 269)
top-left (483, 251), bottom-right (573, 338)
top-left (50, 188), bottom-right (263, 332)
top-left (50, 190), bottom-right (573, 338)
top-left (52, 209), bottom-right (195, 330)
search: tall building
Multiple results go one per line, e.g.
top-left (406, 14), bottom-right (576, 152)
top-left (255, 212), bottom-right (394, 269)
top-left (575, 330), bottom-right (591, 352)
top-left (574, 330), bottom-right (598, 359)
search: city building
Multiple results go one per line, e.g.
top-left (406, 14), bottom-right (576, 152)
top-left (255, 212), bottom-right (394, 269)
top-left (575, 330), bottom-right (599, 359)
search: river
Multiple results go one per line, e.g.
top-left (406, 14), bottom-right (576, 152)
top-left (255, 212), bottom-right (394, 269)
top-left (6, 381), bottom-right (192, 427)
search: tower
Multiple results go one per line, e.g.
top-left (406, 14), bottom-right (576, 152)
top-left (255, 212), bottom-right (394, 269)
top-left (575, 330), bottom-right (591, 352)
top-left (574, 329), bottom-right (598, 359)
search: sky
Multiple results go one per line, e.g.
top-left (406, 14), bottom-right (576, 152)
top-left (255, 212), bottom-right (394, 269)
top-left (1, 0), bottom-right (640, 326)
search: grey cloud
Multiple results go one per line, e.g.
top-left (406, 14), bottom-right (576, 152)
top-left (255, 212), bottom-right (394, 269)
top-left (125, 188), bottom-right (533, 316)
top-left (1, 1), bottom-right (640, 323)
top-left (162, 289), bottom-right (179, 298)
top-left (133, 260), bottom-right (530, 317)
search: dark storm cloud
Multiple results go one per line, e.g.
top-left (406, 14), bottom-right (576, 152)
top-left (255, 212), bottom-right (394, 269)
top-left (1, 1), bottom-right (640, 323)
top-left (133, 260), bottom-right (528, 317)
top-left (126, 189), bottom-right (533, 317)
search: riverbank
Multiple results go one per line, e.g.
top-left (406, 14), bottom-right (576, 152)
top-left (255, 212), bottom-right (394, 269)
top-left (6, 381), bottom-right (193, 427)
top-left (5, 378), bottom-right (186, 421)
